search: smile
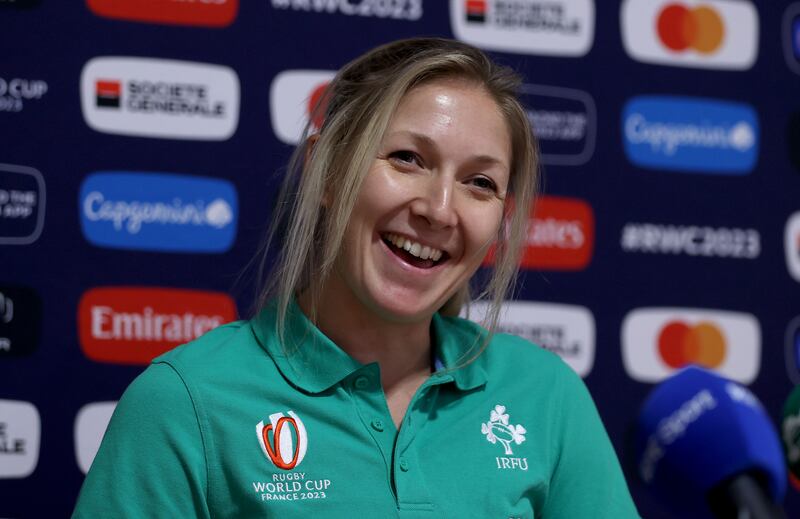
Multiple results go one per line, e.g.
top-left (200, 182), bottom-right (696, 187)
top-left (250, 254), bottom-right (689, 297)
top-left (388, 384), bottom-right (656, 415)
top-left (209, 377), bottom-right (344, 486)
top-left (382, 233), bottom-right (447, 268)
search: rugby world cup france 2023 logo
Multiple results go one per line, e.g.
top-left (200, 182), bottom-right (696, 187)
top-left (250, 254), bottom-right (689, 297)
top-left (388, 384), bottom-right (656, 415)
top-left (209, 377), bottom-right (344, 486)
top-left (257, 411), bottom-right (307, 470)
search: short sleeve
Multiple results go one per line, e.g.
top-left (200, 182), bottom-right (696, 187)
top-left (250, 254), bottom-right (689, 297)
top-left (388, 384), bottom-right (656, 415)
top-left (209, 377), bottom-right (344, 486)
top-left (541, 368), bottom-right (641, 518)
top-left (72, 362), bottom-right (211, 519)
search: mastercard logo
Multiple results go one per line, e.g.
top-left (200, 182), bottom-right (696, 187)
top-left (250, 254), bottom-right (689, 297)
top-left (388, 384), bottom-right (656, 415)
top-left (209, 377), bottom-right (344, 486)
top-left (621, 0), bottom-right (758, 70)
top-left (657, 4), bottom-right (724, 54)
top-left (621, 307), bottom-right (761, 383)
top-left (787, 211), bottom-right (800, 283)
top-left (657, 320), bottom-right (726, 369)
top-left (270, 70), bottom-right (337, 145)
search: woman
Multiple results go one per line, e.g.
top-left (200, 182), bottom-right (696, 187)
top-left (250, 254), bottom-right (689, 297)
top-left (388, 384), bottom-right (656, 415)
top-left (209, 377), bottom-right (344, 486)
top-left (73, 38), bottom-right (640, 518)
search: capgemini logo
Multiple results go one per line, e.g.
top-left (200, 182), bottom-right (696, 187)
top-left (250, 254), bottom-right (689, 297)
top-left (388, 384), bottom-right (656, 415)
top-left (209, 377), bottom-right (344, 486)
top-left (622, 95), bottom-right (759, 174)
top-left (257, 411), bottom-right (307, 470)
top-left (481, 405), bottom-right (526, 455)
top-left (204, 198), bottom-right (233, 228)
top-left (79, 171), bottom-right (238, 253)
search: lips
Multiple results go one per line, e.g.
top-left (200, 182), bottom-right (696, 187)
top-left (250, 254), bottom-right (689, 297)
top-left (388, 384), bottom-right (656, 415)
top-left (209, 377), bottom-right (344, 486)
top-left (381, 233), bottom-right (448, 269)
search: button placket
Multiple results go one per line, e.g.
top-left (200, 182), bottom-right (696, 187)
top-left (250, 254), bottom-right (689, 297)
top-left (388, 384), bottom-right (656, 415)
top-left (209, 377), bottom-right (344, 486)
top-left (348, 365), bottom-right (398, 501)
top-left (393, 381), bottom-right (444, 513)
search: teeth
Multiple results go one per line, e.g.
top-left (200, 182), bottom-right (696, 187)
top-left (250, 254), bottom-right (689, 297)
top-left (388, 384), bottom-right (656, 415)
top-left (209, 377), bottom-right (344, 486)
top-left (385, 233), bottom-right (444, 262)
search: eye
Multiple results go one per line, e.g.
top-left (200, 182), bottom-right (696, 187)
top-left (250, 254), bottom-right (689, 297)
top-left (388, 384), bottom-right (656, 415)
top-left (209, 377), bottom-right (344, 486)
top-left (387, 150), bottom-right (421, 168)
top-left (468, 175), bottom-right (498, 193)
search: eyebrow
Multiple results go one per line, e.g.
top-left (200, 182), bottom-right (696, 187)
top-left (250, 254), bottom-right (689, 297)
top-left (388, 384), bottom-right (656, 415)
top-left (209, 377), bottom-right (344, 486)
top-left (385, 130), bottom-right (509, 169)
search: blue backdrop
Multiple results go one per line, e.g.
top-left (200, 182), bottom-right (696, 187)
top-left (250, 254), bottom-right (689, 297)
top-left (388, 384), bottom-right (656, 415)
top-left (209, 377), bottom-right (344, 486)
top-left (2, 1), bottom-right (799, 517)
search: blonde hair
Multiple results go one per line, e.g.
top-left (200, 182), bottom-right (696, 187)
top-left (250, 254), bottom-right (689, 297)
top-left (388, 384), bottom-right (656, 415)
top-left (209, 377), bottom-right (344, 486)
top-left (254, 37), bottom-right (539, 357)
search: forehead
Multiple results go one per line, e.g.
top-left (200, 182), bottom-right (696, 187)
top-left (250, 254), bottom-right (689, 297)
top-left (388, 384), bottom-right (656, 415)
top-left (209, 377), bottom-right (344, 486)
top-left (385, 78), bottom-right (511, 160)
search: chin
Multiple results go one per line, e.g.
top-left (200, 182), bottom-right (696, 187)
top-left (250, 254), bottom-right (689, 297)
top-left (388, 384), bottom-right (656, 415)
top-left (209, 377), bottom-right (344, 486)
top-left (366, 291), bottom-right (442, 324)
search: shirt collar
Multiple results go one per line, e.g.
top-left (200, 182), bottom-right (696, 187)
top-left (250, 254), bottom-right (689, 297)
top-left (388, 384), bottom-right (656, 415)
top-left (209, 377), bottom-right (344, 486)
top-left (251, 299), bottom-right (489, 394)
top-left (430, 311), bottom-right (489, 391)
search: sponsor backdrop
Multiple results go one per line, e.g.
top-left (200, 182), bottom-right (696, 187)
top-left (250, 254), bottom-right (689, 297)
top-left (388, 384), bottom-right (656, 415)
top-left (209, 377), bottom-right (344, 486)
top-left (1, 1), bottom-right (798, 517)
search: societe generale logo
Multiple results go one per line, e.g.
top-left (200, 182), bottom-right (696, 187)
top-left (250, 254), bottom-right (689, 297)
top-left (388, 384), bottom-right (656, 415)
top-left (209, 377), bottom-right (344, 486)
top-left (621, 0), bottom-right (758, 70)
top-left (74, 401), bottom-right (116, 474)
top-left (451, 0), bottom-right (595, 57)
top-left (484, 196), bottom-right (594, 270)
top-left (80, 57), bottom-right (240, 140)
top-left (466, 300), bottom-right (595, 377)
top-left (86, 0), bottom-right (238, 27)
top-left (0, 399), bottom-right (40, 478)
top-left (786, 212), bottom-right (800, 283)
top-left (77, 286), bottom-right (237, 364)
top-left (270, 70), bottom-right (336, 145)
top-left (621, 307), bottom-right (761, 384)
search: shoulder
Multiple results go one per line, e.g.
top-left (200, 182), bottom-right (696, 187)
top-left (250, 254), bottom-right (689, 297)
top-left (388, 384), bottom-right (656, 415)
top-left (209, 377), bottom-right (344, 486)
top-left (145, 318), bottom-right (282, 395)
top-left (153, 319), bottom-right (258, 371)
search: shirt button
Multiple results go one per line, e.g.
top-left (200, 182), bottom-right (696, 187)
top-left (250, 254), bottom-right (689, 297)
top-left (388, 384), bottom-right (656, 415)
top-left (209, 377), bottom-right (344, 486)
top-left (354, 376), bottom-right (370, 390)
top-left (399, 457), bottom-right (409, 472)
top-left (371, 419), bottom-right (384, 432)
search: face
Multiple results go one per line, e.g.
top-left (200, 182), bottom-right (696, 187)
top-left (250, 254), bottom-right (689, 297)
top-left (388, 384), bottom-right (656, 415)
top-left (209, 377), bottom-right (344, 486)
top-left (329, 78), bottom-right (512, 324)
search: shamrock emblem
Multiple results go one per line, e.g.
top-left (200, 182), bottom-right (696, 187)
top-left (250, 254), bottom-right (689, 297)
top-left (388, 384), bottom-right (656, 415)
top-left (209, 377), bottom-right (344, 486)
top-left (481, 404), bottom-right (526, 455)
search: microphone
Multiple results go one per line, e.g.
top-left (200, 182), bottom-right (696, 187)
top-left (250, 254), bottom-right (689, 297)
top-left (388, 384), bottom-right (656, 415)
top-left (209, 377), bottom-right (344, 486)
top-left (781, 385), bottom-right (800, 491)
top-left (635, 366), bottom-right (787, 519)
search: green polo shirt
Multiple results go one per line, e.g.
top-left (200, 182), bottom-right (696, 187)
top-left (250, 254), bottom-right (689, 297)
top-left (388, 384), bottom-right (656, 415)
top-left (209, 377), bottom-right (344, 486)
top-left (73, 300), bottom-right (640, 518)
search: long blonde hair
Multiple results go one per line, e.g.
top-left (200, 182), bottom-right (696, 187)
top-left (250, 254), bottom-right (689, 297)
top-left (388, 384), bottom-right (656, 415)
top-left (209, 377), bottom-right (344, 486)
top-left (254, 37), bottom-right (539, 356)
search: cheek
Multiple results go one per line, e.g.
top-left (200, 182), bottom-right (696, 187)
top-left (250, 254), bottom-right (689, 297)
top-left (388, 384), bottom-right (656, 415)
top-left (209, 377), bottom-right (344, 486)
top-left (464, 205), bottom-right (504, 254)
top-left (355, 167), bottom-right (406, 216)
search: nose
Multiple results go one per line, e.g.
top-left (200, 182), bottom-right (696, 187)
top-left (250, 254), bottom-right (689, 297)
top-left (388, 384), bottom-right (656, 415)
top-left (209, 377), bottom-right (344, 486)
top-left (409, 175), bottom-right (458, 229)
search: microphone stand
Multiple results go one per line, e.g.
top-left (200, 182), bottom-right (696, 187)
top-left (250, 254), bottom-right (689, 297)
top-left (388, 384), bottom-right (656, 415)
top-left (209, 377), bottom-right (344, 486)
top-left (707, 473), bottom-right (787, 519)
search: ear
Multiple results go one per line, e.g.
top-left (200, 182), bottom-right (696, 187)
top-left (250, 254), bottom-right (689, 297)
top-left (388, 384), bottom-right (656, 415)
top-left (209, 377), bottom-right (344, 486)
top-left (305, 133), bottom-right (320, 164)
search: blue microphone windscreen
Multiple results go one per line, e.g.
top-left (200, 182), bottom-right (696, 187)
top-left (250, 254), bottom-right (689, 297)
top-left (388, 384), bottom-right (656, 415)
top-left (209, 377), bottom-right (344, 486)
top-left (635, 366), bottom-right (786, 518)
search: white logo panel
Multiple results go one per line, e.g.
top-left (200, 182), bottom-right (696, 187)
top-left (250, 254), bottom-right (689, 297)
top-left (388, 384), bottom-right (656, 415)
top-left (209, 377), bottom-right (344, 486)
top-left (786, 212), bottom-right (800, 283)
top-left (450, 0), bottom-right (595, 57)
top-left (0, 399), bottom-right (40, 478)
top-left (621, 0), bottom-right (758, 70)
top-left (80, 57), bottom-right (240, 140)
top-left (269, 70), bottom-right (336, 145)
top-left (467, 300), bottom-right (595, 377)
top-left (621, 307), bottom-right (760, 384)
top-left (74, 401), bottom-right (117, 474)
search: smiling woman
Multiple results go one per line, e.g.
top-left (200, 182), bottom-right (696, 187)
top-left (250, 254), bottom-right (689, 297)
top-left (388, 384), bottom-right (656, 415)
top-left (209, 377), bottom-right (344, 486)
top-left (73, 38), bottom-right (640, 518)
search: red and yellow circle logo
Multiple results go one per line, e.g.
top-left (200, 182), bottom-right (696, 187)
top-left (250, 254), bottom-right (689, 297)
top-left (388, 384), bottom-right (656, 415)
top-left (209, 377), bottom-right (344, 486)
top-left (657, 320), bottom-right (727, 369)
top-left (657, 3), bottom-right (725, 54)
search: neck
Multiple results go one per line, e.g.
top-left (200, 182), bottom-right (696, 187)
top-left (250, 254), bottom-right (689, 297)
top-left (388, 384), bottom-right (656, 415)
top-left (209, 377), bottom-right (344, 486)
top-left (298, 281), bottom-right (433, 391)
